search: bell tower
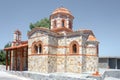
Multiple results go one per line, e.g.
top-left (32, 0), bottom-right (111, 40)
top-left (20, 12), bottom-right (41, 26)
top-left (14, 29), bottom-right (21, 42)
top-left (12, 29), bottom-right (21, 46)
top-left (50, 7), bottom-right (74, 33)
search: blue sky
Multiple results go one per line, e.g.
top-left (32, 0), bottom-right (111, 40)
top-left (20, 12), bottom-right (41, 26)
top-left (0, 0), bottom-right (120, 57)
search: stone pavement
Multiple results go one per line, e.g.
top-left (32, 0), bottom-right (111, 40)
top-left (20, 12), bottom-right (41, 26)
top-left (0, 65), bottom-right (32, 80)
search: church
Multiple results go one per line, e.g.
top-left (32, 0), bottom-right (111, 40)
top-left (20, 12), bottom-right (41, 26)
top-left (4, 7), bottom-right (99, 73)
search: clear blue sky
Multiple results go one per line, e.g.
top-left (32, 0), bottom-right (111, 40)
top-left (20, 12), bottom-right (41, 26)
top-left (0, 0), bottom-right (120, 57)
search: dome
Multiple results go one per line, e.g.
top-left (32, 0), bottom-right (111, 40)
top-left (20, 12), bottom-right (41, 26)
top-left (52, 7), bottom-right (72, 16)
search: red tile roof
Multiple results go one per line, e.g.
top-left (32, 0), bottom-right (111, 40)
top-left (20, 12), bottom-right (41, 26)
top-left (52, 7), bottom-right (72, 15)
top-left (87, 35), bottom-right (97, 41)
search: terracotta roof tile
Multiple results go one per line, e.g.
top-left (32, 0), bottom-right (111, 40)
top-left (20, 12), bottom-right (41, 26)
top-left (52, 7), bottom-right (72, 15)
top-left (87, 35), bottom-right (97, 41)
top-left (4, 43), bottom-right (28, 50)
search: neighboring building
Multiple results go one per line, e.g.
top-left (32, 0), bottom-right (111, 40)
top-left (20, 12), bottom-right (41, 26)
top-left (5, 30), bottom-right (28, 71)
top-left (4, 7), bottom-right (99, 73)
top-left (99, 57), bottom-right (120, 69)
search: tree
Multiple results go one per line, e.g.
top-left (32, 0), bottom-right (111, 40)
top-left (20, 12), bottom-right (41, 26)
top-left (0, 42), bottom-right (11, 65)
top-left (0, 50), bottom-right (6, 65)
top-left (4, 42), bottom-right (11, 48)
top-left (29, 18), bottom-right (50, 30)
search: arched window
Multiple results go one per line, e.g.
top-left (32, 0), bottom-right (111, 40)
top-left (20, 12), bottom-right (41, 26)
top-left (31, 41), bottom-right (43, 54)
top-left (73, 44), bottom-right (77, 53)
top-left (34, 45), bottom-right (38, 53)
top-left (54, 20), bottom-right (57, 28)
top-left (70, 41), bottom-right (79, 54)
top-left (69, 21), bottom-right (72, 29)
top-left (62, 20), bottom-right (65, 27)
top-left (38, 44), bottom-right (42, 53)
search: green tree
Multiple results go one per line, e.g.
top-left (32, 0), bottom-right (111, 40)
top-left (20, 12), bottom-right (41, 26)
top-left (29, 18), bottom-right (50, 30)
top-left (0, 42), bottom-right (11, 65)
top-left (0, 50), bottom-right (6, 65)
top-left (4, 42), bottom-right (11, 48)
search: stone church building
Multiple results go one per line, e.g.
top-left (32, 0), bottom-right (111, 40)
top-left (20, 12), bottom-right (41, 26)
top-left (4, 7), bottom-right (99, 73)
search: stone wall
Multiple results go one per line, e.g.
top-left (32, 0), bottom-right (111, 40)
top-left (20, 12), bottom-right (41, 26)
top-left (66, 56), bottom-right (82, 73)
top-left (48, 55), bottom-right (57, 73)
top-left (28, 56), bottom-right (48, 73)
top-left (28, 33), bottom-right (49, 72)
top-left (56, 56), bottom-right (83, 73)
top-left (57, 36), bottom-right (82, 54)
top-left (82, 56), bottom-right (98, 73)
top-left (28, 32), bottom-right (49, 55)
top-left (27, 29), bottom-right (99, 73)
top-left (58, 36), bottom-right (82, 47)
top-left (48, 36), bottom-right (58, 54)
top-left (83, 43), bottom-right (98, 73)
top-left (57, 56), bottom-right (66, 72)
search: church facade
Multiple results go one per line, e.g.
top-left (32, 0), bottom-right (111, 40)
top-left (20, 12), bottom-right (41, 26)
top-left (5, 7), bottom-right (99, 73)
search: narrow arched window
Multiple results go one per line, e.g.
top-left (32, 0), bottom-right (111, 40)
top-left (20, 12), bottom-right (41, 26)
top-left (34, 45), bottom-right (38, 53)
top-left (38, 44), bottom-right (42, 53)
top-left (73, 44), bottom-right (77, 53)
top-left (62, 20), bottom-right (65, 27)
top-left (54, 20), bottom-right (57, 28)
top-left (31, 41), bottom-right (43, 54)
top-left (70, 41), bottom-right (79, 54)
top-left (69, 21), bottom-right (72, 29)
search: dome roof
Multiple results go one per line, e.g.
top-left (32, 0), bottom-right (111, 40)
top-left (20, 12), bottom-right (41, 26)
top-left (52, 7), bottom-right (72, 16)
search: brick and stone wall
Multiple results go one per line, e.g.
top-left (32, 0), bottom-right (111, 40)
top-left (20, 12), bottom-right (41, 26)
top-left (82, 56), bottom-right (98, 73)
top-left (28, 56), bottom-right (48, 73)
top-left (56, 56), bottom-right (66, 72)
top-left (27, 28), bottom-right (99, 73)
top-left (28, 32), bottom-right (49, 55)
top-left (48, 36), bottom-right (58, 54)
top-left (66, 56), bottom-right (82, 73)
top-left (48, 55), bottom-right (57, 73)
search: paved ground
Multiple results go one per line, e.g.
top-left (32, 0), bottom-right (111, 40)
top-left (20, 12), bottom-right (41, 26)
top-left (104, 77), bottom-right (120, 80)
top-left (0, 65), bottom-right (32, 80)
top-left (0, 71), bottom-right (32, 80)
top-left (0, 65), bottom-right (120, 80)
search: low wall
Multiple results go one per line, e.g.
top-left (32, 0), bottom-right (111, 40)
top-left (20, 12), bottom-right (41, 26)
top-left (102, 70), bottom-right (120, 79)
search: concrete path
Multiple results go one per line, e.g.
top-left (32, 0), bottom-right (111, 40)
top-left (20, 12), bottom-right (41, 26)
top-left (104, 77), bottom-right (120, 80)
top-left (0, 71), bottom-right (32, 80)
